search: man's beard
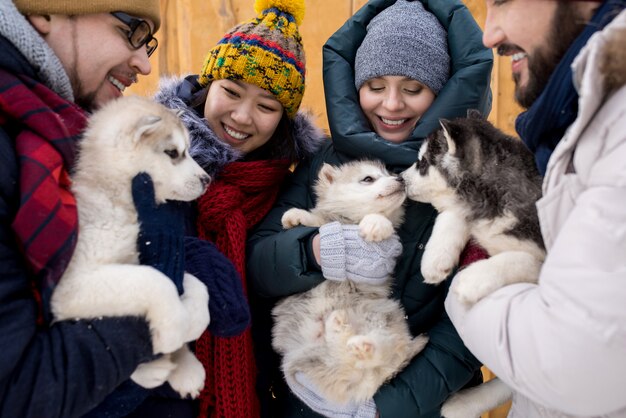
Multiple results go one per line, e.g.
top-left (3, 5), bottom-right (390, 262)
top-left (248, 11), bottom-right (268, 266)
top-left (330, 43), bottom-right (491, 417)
top-left (72, 74), bottom-right (98, 113)
top-left (514, 3), bottom-right (589, 108)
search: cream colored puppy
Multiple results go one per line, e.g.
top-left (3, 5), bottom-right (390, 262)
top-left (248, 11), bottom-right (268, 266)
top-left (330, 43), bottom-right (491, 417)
top-left (274, 160), bottom-right (428, 405)
top-left (51, 96), bottom-right (211, 398)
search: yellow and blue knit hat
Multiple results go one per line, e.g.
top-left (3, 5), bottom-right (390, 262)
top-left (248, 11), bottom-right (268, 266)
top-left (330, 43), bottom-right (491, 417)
top-left (199, 0), bottom-right (306, 118)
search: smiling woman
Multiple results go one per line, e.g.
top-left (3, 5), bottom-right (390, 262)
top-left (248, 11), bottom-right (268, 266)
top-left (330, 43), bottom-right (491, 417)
top-left (151, 1), bottom-right (326, 417)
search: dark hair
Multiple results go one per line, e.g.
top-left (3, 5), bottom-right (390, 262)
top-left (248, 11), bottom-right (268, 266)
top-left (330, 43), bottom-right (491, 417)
top-left (191, 83), bottom-right (297, 162)
top-left (244, 113), bottom-right (296, 162)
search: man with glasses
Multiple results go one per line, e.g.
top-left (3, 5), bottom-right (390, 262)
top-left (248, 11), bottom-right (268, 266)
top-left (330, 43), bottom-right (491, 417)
top-left (0, 1), bottom-right (198, 417)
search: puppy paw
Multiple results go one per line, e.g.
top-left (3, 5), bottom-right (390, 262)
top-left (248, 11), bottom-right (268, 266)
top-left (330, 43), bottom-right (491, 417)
top-left (281, 208), bottom-right (310, 229)
top-left (327, 309), bottom-right (349, 332)
top-left (452, 263), bottom-right (498, 305)
top-left (347, 335), bottom-right (376, 363)
top-left (324, 309), bottom-right (353, 343)
top-left (421, 244), bottom-right (459, 284)
top-left (131, 354), bottom-right (176, 389)
top-left (180, 273), bottom-right (210, 342)
top-left (359, 214), bottom-right (394, 242)
top-left (167, 346), bottom-right (206, 399)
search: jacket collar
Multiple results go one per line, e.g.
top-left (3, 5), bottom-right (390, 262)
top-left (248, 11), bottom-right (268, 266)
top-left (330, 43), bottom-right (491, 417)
top-left (544, 8), bottom-right (626, 187)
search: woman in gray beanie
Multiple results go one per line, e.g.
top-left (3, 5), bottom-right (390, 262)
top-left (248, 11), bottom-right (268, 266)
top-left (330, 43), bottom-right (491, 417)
top-left (354, 0), bottom-right (449, 143)
top-left (247, 1), bottom-right (493, 417)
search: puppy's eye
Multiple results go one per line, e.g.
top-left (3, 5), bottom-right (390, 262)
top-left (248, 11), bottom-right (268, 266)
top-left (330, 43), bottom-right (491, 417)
top-left (164, 149), bottom-right (179, 159)
top-left (361, 176), bottom-right (374, 183)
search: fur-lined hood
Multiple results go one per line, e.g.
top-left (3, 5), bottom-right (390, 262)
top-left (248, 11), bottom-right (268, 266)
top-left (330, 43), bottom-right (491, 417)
top-left (154, 75), bottom-right (325, 179)
top-left (598, 15), bottom-right (626, 93)
top-left (574, 8), bottom-right (626, 96)
top-left (564, 8), bottom-right (626, 153)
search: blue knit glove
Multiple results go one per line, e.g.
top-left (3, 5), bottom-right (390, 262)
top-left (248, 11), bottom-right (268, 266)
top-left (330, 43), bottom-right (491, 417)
top-left (132, 172), bottom-right (186, 294)
top-left (184, 236), bottom-right (250, 337)
top-left (287, 372), bottom-right (377, 418)
top-left (319, 222), bottom-right (402, 285)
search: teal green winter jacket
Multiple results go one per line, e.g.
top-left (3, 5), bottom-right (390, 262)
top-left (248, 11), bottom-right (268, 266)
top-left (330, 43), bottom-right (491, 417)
top-left (247, 1), bottom-right (493, 417)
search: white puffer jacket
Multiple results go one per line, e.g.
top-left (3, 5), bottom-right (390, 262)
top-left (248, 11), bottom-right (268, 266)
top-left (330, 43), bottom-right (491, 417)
top-left (446, 9), bottom-right (626, 418)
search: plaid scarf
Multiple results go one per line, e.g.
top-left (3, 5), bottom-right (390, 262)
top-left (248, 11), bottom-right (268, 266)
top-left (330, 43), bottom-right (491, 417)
top-left (0, 69), bottom-right (85, 322)
top-left (194, 159), bottom-right (292, 418)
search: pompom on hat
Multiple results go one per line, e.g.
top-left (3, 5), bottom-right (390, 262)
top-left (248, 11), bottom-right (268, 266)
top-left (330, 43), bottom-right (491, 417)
top-left (354, 0), bottom-right (450, 95)
top-left (199, 0), bottom-right (306, 118)
top-left (13, 0), bottom-right (161, 31)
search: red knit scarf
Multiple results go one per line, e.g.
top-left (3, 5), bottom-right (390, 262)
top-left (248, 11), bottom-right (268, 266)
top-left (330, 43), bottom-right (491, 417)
top-left (195, 159), bottom-right (292, 418)
top-left (0, 69), bottom-right (85, 322)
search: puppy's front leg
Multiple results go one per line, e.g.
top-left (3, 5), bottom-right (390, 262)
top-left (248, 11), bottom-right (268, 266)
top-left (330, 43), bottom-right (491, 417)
top-left (422, 210), bottom-right (469, 284)
top-left (282, 208), bottom-right (326, 229)
top-left (359, 213), bottom-right (394, 242)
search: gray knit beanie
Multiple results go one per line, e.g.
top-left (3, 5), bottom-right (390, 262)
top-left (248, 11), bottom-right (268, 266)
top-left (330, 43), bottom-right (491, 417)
top-left (354, 0), bottom-right (450, 95)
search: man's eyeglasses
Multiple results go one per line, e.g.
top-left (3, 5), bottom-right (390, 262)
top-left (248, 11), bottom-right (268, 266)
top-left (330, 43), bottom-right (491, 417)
top-left (111, 12), bottom-right (158, 57)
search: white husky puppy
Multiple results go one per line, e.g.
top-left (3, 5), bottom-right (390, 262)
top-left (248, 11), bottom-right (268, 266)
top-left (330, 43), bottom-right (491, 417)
top-left (50, 96), bottom-right (211, 398)
top-left (273, 160), bottom-right (428, 405)
top-left (401, 111), bottom-right (545, 417)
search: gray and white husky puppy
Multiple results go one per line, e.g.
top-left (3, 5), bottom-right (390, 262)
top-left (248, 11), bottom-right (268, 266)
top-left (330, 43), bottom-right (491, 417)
top-left (400, 110), bottom-right (545, 417)
top-left (272, 160), bottom-right (428, 405)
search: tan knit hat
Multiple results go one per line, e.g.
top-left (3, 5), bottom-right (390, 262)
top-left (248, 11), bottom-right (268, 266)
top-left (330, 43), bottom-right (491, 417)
top-left (13, 0), bottom-right (161, 32)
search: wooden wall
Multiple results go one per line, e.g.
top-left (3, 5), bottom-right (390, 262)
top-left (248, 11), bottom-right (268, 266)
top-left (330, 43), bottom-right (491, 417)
top-left (129, 1), bottom-right (518, 416)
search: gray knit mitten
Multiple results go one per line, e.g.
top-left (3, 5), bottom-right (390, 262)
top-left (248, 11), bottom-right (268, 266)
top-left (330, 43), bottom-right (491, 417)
top-left (287, 371), bottom-right (377, 418)
top-left (319, 221), bottom-right (402, 285)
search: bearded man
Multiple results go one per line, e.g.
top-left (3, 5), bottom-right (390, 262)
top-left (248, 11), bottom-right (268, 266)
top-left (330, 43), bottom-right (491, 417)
top-left (445, 1), bottom-right (626, 417)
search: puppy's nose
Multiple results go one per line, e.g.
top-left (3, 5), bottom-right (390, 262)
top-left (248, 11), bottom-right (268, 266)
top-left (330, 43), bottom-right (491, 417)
top-left (396, 176), bottom-right (405, 184)
top-left (200, 174), bottom-right (211, 187)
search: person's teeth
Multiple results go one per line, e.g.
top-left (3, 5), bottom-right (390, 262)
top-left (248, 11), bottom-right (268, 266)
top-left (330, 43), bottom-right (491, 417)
top-left (511, 52), bottom-right (528, 62)
top-left (381, 118), bottom-right (406, 126)
top-left (224, 126), bottom-right (249, 140)
top-left (108, 76), bottom-right (125, 92)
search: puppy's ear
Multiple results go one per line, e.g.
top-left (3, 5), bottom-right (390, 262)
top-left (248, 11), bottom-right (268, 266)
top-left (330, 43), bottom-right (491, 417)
top-left (467, 109), bottom-right (483, 119)
top-left (439, 119), bottom-right (457, 156)
top-left (132, 115), bottom-right (162, 143)
top-left (317, 163), bottom-right (337, 186)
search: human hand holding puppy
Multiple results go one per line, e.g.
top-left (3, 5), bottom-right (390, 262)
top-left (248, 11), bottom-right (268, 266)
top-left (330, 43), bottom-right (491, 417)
top-left (314, 221), bottom-right (402, 285)
top-left (132, 172), bottom-right (187, 294)
top-left (129, 172), bottom-right (209, 397)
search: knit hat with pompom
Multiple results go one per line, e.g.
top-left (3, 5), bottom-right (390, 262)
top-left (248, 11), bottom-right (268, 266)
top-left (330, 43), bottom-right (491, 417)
top-left (199, 0), bottom-right (306, 118)
top-left (354, 0), bottom-right (449, 95)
